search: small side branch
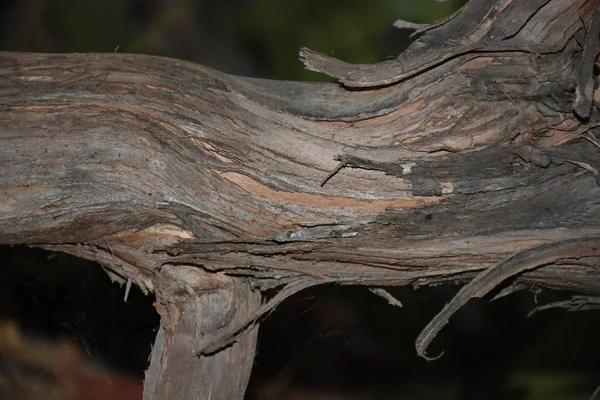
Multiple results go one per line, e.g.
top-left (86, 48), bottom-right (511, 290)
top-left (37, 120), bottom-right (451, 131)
top-left (195, 277), bottom-right (326, 356)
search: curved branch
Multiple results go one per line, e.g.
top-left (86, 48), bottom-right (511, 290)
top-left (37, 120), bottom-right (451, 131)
top-left (1, 1), bottom-right (599, 389)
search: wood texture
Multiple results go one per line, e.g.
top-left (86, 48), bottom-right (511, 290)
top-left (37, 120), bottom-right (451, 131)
top-left (144, 275), bottom-right (260, 400)
top-left (1, 0), bottom-right (600, 397)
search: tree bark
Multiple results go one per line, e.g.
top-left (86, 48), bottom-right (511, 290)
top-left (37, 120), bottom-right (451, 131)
top-left (1, 0), bottom-right (600, 398)
top-left (143, 274), bottom-right (260, 400)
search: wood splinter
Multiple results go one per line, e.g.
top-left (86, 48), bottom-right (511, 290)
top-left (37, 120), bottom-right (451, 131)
top-left (415, 236), bottom-right (600, 360)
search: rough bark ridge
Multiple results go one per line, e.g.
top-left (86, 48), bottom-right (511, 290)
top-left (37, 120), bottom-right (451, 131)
top-left (1, 0), bottom-right (600, 398)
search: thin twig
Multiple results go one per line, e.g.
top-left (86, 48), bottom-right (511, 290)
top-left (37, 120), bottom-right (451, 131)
top-left (320, 156), bottom-right (348, 187)
top-left (195, 278), bottom-right (327, 356)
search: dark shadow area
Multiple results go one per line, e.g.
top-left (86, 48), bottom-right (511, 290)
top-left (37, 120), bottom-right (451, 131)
top-left (246, 284), bottom-right (600, 400)
top-left (0, 246), bottom-right (159, 400)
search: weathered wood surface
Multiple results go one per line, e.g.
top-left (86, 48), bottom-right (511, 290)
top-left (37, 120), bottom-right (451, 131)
top-left (1, 0), bottom-right (600, 398)
top-left (144, 275), bottom-right (260, 400)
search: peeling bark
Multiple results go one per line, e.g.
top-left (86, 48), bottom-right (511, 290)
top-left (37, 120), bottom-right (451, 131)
top-left (144, 273), bottom-right (260, 400)
top-left (1, 0), bottom-right (600, 398)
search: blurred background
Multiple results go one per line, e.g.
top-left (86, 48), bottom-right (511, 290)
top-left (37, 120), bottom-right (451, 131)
top-left (1, 0), bottom-right (600, 399)
top-left (0, 0), bottom-right (465, 80)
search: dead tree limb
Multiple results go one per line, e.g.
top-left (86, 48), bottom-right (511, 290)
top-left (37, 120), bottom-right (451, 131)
top-left (1, 0), bottom-right (600, 398)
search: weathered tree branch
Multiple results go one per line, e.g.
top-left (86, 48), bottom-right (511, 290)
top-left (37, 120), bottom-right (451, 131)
top-left (2, 0), bottom-right (600, 398)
